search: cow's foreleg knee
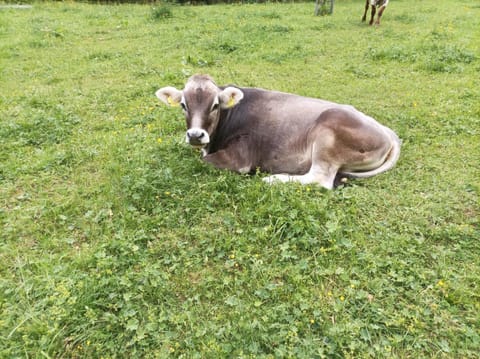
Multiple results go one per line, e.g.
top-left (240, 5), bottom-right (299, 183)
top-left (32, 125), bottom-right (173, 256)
top-left (203, 149), bottom-right (251, 174)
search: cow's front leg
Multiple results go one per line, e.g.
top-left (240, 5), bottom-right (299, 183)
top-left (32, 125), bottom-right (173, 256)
top-left (361, 0), bottom-right (369, 22)
top-left (203, 148), bottom-right (252, 174)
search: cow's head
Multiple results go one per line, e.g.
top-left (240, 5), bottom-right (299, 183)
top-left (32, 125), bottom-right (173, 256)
top-left (156, 74), bottom-right (244, 148)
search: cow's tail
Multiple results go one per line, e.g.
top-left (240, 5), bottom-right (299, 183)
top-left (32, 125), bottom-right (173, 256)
top-left (340, 129), bottom-right (401, 179)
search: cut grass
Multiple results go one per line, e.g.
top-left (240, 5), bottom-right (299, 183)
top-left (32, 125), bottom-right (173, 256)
top-left (1, 0), bottom-right (479, 357)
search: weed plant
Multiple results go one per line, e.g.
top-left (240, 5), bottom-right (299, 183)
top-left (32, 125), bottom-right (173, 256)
top-left (151, 5), bottom-right (173, 21)
top-left (0, 0), bottom-right (479, 357)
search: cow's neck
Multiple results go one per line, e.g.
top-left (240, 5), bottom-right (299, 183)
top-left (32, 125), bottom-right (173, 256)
top-left (206, 108), bottom-right (232, 154)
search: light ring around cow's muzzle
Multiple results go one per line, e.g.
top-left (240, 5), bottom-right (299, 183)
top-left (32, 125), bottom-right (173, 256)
top-left (186, 128), bottom-right (210, 147)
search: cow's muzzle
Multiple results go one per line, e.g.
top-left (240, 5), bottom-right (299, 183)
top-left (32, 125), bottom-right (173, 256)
top-left (186, 128), bottom-right (210, 147)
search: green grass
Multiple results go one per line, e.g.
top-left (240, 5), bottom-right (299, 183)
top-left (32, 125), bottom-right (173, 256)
top-left (1, 0), bottom-right (479, 357)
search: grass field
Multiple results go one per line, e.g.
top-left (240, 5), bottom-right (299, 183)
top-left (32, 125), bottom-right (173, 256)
top-left (1, 0), bottom-right (479, 357)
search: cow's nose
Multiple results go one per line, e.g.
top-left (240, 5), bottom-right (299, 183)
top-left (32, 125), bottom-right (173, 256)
top-left (186, 128), bottom-right (209, 145)
top-left (188, 132), bottom-right (204, 139)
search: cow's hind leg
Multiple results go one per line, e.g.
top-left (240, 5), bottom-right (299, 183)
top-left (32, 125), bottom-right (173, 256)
top-left (369, 5), bottom-right (376, 25)
top-left (375, 5), bottom-right (387, 25)
top-left (264, 138), bottom-right (340, 189)
top-left (264, 162), bottom-right (338, 190)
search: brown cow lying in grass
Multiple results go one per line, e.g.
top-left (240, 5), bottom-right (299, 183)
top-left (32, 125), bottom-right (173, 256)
top-left (362, 0), bottom-right (389, 26)
top-left (156, 75), bottom-right (401, 190)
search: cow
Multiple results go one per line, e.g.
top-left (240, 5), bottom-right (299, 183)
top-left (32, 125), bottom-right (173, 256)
top-left (155, 74), bottom-right (401, 190)
top-left (362, 0), bottom-right (389, 26)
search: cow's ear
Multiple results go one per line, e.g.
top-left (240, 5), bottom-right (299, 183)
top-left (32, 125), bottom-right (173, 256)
top-left (219, 87), bottom-right (244, 109)
top-left (155, 87), bottom-right (182, 107)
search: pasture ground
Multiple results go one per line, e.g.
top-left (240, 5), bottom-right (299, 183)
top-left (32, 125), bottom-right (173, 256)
top-left (1, 0), bottom-right (479, 357)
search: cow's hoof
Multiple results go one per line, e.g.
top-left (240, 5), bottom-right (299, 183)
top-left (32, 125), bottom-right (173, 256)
top-left (333, 176), bottom-right (349, 188)
top-left (263, 174), bottom-right (291, 184)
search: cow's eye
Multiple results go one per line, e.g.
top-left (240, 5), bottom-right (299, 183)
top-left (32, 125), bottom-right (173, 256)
top-left (211, 103), bottom-right (219, 112)
top-left (181, 102), bottom-right (187, 112)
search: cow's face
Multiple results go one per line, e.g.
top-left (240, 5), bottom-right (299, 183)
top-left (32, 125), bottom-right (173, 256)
top-left (156, 75), bottom-right (243, 148)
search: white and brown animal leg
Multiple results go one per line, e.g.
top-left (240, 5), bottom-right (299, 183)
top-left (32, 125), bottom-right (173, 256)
top-left (369, 4), bottom-right (376, 25)
top-left (264, 162), bottom-right (339, 189)
top-left (361, 0), bottom-right (369, 22)
top-left (375, 3), bottom-right (387, 25)
top-left (264, 136), bottom-right (340, 190)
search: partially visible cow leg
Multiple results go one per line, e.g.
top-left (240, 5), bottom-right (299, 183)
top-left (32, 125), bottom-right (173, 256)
top-left (361, 0), bottom-right (369, 22)
top-left (333, 174), bottom-right (349, 188)
top-left (267, 107), bottom-right (394, 189)
top-left (369, 5), bottom-right (376, 25)
top-left (203, 147), bottom-right (252, 174)
top-left (263, 161), bottom-right (339, 189)
top-left (375, 5), bottom-right (386, 25)
top-left (264, 136), bottom-right (340, 189)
